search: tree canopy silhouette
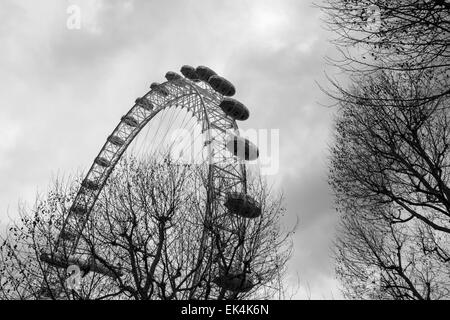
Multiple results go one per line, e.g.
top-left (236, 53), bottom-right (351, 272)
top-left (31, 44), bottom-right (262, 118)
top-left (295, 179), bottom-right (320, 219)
top-left (0, 155), bottom-right (293, 300)
top-left (330, 71), bottom-right (450, 299)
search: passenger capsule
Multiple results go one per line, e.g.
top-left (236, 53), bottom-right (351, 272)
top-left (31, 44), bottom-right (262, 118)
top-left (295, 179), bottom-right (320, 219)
top-left (226, 135), bottom-right (259, 161)
top-left (87, 257), bottom-right (123, 278)
top-left (71, 204), bottom-right (88, 215)
top-left (121, 115), bottom-right (139, 127)
top-left (82, 179), bottom-right (100, 191)
top-left (224, 192), bottom-right (261, 219)
top-left (219, 98), bottom-right (249, 120)
top-left (150, 82), bottom-right (170, 96)
top-left (39, 252), bottom-right (69, 269)
top-left (214, 273), bottom-right (254, 292)
top-left (60, 228), bottom-right (77, 241)
top-left (165, 71), bottom-right (182, 81)
top-left (208, 75), bottom-right (236, 96)
top-left (38, 286), bottom-right (62, 299)
top-left (195, 66), bottom-right (217, 82)
top-left (40, 251), bottom-right (123, 278)
top-left (108, 135), bottom-right (125, 147)
top-left (135, 97), bottom-right (153, 111)
top-left (180, 65), bottom-right (200, 81)
top-left (94, 157), bottom-right (111, 168)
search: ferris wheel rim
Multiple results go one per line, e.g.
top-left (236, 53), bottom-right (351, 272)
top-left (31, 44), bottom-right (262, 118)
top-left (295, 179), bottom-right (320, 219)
top-left (37, 68), bottom-right (263, 299)
top-left (56, 77), bottom-right (247, 256)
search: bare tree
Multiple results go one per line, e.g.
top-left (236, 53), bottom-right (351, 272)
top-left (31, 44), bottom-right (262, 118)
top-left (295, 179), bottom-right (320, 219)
top-left (318, 0), bottom-right (450, 299)
top-left (329, 70), bottom-right (450, 299)
top-left (319, 0), bottom-right (450, 102)
top-left (0, 155), bottom-right (293, 300)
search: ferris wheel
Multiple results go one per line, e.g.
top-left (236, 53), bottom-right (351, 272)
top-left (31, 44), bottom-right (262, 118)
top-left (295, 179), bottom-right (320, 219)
top-left (39, 65), bottom-right (261, 299)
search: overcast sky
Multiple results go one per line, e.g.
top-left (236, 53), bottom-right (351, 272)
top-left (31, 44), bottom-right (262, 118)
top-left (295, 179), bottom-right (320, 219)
top-left (0, 0), bottom-right (340, 299)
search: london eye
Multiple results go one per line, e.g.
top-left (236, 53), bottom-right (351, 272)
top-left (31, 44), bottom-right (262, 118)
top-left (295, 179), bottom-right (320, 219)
top-left (38, 65), bottom-right (261, 299)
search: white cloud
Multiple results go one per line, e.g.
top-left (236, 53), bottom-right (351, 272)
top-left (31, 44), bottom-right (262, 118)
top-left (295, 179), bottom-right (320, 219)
top-left (0, 118), bottom-right (21, 168)
top-left (0, 0), bottom-right (340, 299)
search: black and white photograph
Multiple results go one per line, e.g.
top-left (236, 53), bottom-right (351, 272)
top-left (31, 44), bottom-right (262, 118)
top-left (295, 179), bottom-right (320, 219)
top-left (0, 0), bottom-right (449, 311)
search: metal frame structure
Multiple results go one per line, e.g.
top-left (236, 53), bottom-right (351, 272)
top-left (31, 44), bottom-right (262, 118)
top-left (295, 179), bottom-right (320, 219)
top-left (40, 66), bottom-right (258, 299)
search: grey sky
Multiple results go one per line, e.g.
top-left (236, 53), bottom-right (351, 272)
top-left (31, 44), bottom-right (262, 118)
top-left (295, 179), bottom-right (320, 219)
top-left (0, 0), bottom-right (339, 298)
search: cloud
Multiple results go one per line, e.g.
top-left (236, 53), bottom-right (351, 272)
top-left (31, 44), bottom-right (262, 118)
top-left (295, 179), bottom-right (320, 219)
top-left (0, 0), bottom-right (340, 299)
